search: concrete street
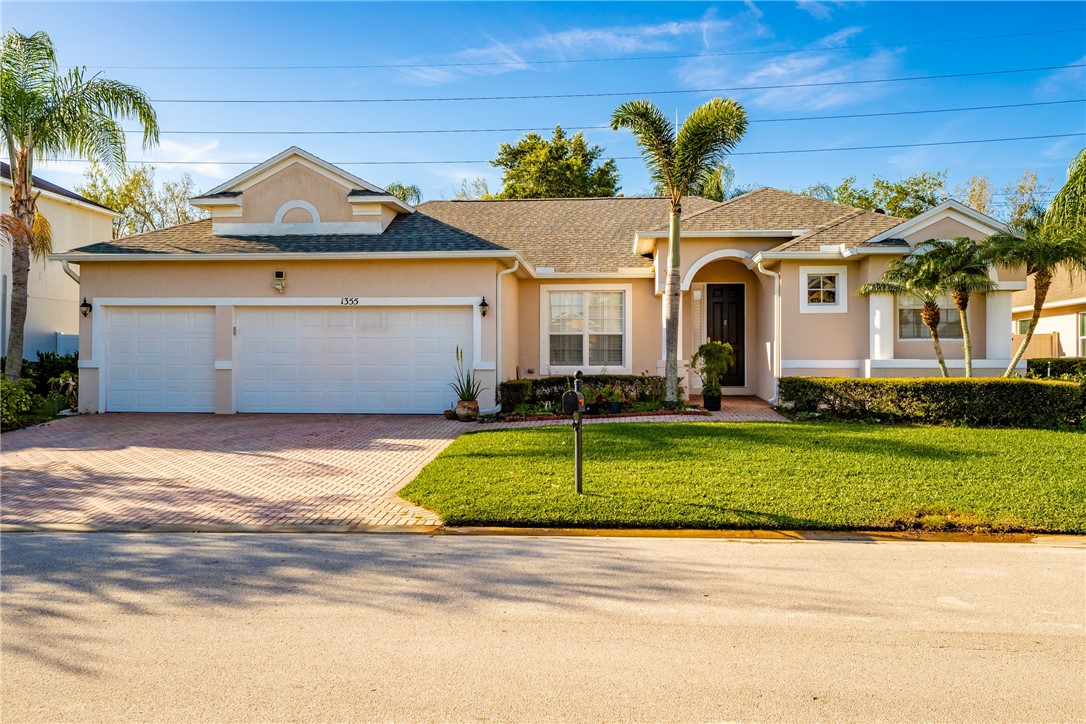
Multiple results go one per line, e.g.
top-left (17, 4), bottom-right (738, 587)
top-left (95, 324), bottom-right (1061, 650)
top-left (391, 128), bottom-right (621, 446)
top-left (2, 533), bottom-right (1083, 723)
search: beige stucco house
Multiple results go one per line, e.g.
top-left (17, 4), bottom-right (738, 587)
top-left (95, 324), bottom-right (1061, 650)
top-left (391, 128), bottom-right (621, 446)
top-left (2, 162), bottom-right (117, 357)
top-left (52, 147), bottom-right (1025, 415)
top-left (1012, 269), bottom-right (1085, 358)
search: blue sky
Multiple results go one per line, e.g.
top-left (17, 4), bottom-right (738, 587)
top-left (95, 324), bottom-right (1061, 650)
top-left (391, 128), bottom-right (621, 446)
top-left (6, 1), bottom-right (1085, 215)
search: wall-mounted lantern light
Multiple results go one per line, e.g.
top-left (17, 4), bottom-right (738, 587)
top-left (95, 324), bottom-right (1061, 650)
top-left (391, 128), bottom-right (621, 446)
top-left (80, 298), bottom-right (92, 317)
top-left (479, 297), bottom-right (489, 317)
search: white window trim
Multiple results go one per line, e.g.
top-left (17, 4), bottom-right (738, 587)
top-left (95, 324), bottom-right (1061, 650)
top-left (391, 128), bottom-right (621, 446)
top-left (539, 284), bottom-right (633, 375)
top-left (1079, 311), bottom-right (1086, 357)
top-left (896, 295), bottom-right (964, 342)
top-left (799, 265), bottom-right (848, 314)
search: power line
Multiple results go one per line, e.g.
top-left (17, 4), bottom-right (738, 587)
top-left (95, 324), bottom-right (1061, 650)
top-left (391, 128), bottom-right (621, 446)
top-left (74, 28), bottom-right (1085, 71)
top-left (127, 99), bottom-right (1085, 136)
top-left (146, 63), bottom-right (1085, 104)
top-left (25, 132), bottom-right (1084, 167)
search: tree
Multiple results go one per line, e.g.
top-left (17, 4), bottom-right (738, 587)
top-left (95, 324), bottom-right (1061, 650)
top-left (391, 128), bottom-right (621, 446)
top-left (832, 171), bottom-right (948, 218)
top-left (909, 238), bottom-right (995, 377)
top-left (857, 255), bottom-right (953, 378)
top-left (491, 126), bottom-right (620, 199)
top-left (76, 164), bottom-right (205, 239)
top-left (1, 29), bottom-right (158, 381)
top-left (454, 176), bottom-right (491, 200)
top-left (611, 98), bottom-right (748, 402)
top-left (986, 151), bottom-right (1086, 379)
top-left (383, 181), bottom-right (422, 205)
top-left (799, 182), bottom-right (834, 202)
top-left (1001, 170), bottom-right (1050, 228)
top-left (953, 175), bottom-right (993, 216)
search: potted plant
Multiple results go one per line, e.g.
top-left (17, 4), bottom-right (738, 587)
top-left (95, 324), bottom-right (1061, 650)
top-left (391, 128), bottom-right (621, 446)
top-left (448, 346), bottom-right (486, 421)
top-left (602, 384), bottom-right (626, 414)
top-left (689, 339), bottom-right (735, 412)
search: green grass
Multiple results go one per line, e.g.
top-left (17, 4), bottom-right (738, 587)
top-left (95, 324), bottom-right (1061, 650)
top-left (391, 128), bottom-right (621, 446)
top-left (399, 422), bottom-right (1086, 533)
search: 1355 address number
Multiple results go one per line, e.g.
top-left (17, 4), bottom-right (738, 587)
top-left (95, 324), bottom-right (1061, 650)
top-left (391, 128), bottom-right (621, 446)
top-left (340, 297), bottom-right (360, 306)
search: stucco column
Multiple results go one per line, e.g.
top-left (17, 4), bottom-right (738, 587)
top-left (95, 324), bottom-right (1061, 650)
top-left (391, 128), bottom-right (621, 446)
top-left (985, 291), bottom-right (1013, 359)
top-left (214, 306), bottom-right (235, 414)
top-left (869, 295), bottom-right (894, 360)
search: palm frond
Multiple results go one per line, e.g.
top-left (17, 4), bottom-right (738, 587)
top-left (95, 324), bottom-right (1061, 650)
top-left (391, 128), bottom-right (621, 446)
top-left (672, 98), bottom-right (748, 198)
top-left (610, 100), bottom-right (676, 199)
top-left (0, 213), bottom-right (32, 247)
top-left (1045, 147), bottom-right (1085, 234)
top-left (30, 211), bottom-right (52, 261)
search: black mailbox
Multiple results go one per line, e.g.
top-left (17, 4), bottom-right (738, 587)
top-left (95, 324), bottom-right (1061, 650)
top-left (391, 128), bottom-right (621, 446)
top-left (562, 389), bottom-right (585, 414)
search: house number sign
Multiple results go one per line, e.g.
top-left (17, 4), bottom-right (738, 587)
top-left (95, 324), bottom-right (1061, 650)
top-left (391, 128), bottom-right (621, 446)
top-left (340, 297), bottom-right (360, 306)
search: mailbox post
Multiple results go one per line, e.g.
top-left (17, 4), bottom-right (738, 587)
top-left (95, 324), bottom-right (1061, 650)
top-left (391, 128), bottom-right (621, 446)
top-left (561, 371), bottom-right (586, 494)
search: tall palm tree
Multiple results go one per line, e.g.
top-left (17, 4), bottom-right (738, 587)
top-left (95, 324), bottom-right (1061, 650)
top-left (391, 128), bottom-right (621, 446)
top-left (909, 237), bottom-right (995, 377)
top-left (384, 181), bottom-right (422, 205)
top-left (858, 255), bottom-right (953, 378)
top-left (611, 98), bottom-right (747, 402)
top-left (1, 29), bottom-right (158, 381)
top-left (1045, 147), bottom-right (1085, 233)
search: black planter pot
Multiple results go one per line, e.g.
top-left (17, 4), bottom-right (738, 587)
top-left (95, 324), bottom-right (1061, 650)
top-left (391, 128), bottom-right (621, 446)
top-left (607, 402), bottom-right (623, 414)
top-left (702, 393), bottom-right (722, 411)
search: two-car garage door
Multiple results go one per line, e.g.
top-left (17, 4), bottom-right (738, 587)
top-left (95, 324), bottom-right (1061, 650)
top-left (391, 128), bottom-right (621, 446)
top-left (104, 305), bottom-right (473, 414)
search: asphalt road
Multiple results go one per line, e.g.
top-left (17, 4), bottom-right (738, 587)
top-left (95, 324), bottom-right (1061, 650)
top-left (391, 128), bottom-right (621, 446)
top-left (2, 533), bottom-right (1083, 723)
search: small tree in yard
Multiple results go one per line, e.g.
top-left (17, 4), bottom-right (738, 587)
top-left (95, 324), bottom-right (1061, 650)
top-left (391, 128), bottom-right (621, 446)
top-left (611, 98), bottom-right (748, 403)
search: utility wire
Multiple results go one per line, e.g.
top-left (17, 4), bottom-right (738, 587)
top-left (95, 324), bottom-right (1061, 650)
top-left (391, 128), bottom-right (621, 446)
top-left (26, 132), bottom-right (1084, 166)
top-left (146, 63), bottom-right (1085, 104)
top-left (75, 28), bottom-right (1085, 71)
top-left (125, 99), bottom-right (1085, 135)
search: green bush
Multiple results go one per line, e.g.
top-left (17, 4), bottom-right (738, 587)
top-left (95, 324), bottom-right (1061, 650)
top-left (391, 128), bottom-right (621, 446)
top-left (498, 373), bottom-right (672, 411)
top-left (1, 378), bottom-right (40, 430)
top-left (777, 376), bottom-right (1084, 429)
top-left (1028, 357), bottom-right (1086, 377)
top-left (1, 352), bottom-right (79, 397)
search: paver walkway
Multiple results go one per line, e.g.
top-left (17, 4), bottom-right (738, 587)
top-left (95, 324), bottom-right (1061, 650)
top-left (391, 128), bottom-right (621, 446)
top-left (1, 399), bottom-right (784, 529)
top-left (1, 414), bottom-right (463, 528)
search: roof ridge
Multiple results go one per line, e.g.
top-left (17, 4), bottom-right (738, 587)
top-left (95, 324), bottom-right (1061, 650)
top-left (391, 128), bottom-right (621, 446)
top-left (769, 209), bottom-right (864, 253)
top-left (419, 196), bottom-right (701, 205)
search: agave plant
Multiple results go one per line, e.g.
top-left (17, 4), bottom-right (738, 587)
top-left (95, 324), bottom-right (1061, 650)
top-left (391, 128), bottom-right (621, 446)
top-left (448, 346), bottom-right (485, 401)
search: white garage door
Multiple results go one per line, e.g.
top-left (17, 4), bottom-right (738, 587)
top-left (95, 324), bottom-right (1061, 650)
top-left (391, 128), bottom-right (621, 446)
top-left (236, 306), bottom-right (473, 414)
top-left (105, 307), bottom-right (216, 412)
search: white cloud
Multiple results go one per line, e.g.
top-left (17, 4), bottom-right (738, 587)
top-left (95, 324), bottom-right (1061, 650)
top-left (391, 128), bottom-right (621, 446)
top-left (796, 1), bottom-right (834, 20)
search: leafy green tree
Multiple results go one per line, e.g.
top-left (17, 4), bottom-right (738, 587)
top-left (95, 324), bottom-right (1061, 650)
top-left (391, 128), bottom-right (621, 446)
top-left (799, 182), bottom-right (834, 202)
top-left (491, 126), bottom-right (619, 199)
top-left (1, 29), bottom-right (158, 381)
top-left (909, 238), bottom-right (995, 377)
top-left (832, 171), bottom-right (947, 218)
top-left (1001, 170), bottom-right (1050, 228)
top-left (383, 181), bottom-right (422, 205)
top-left (454, 177), bottom-right (490, 200)
top-left (77, 164), bottom-right (205, 239)
top-left (611, 97), bottom-right (748, 402)
top-left (952, 175), bottom-right (993, 216)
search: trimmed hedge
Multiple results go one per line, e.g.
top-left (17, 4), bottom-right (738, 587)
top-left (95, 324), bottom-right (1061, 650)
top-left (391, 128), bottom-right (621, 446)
top-left (1028, 357), bottom-right (1086, 378)
top-left (777, 376), bottom-right (1084, 429)
top-left (499, 374), bottom-right (670, 408)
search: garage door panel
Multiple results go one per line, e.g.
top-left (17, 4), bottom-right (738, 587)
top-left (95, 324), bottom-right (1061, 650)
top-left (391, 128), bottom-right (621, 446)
top-left (237, 306), bottom-right (472, 414)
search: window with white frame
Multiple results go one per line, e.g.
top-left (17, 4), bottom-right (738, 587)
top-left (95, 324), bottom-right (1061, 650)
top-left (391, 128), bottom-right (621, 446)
top-left (1016, 318), bottom-right (1031, 335)
top-left (898, 296), bottom-right (963, 340)
top-left (543, 288), bottom-right (629, 371)
top-left (799, 266), bottom-right (848, 313)
top-left (1079, 312), bottom-right (1085, 356)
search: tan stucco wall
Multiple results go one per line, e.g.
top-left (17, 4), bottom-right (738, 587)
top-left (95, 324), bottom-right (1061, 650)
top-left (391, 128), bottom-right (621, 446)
top-left (1013, 269), bottom-right (1084, 308)
top-left (500, 271), bottom-right (520, 382)
top-left (1, 185), bottom-right (115, 355)
top-left (778, 259), bottom-right (870, 362)
top-left (1013, 304), bottom-right (1086, 357)
top-left (901, 217), bottom-right (987, 247)
top-left (239, 162), bottom-right (355, 224)
top-left (77, 257), bottom-right (505, 413)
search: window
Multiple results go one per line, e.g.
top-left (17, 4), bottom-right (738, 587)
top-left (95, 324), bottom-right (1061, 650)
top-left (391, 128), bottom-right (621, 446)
top-left (1079, 312), bottom-right (1086, 356)
top-left (898, 296), bottom-right (963, 340)
top-left (799, 266), bottom-right (848, 313)
top-left (1016, 318), bottom-right (1031, 335)
top-left (543, 287), bottom-right (629, 372)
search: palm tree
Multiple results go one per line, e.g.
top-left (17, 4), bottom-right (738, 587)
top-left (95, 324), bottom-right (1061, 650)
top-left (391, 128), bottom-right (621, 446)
top-left (909, 238), bottom-right (995, 377)
top-left (858, 256), bottom-right (953, 378)
top-left (384, 181), bottom-right (422, 205)
top-left (611, 98), bottom-right (747, 402)
top-left (1043, 147), bottom-right (1085, 233)
top-left (1, 29), bottom-right (158, 382)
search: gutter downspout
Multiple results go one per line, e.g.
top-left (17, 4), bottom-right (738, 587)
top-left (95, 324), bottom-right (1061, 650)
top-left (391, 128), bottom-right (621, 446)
top-left (61, 260), bottom-right (80, 284)
top-left (756, 262), bottom-right (781, 404)
top-left (479, 259), bottom-right (520, 416)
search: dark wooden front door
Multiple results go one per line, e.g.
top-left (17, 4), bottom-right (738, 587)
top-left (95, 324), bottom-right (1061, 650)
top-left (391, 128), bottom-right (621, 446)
top-left (706, 284), bottom-right (745, 387)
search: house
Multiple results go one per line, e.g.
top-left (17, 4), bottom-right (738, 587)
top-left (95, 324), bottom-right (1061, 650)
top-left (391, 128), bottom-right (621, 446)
top-left (1011, 271), bottom-right (1084, 358)
top-left (2, 162), bottom-right (118, 357)
top-left (51, 147), bottom-right (1025, 415)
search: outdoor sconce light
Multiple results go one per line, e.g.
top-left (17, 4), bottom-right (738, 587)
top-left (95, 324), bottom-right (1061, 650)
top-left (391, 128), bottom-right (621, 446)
top-left (79, 298), bottom-right (92, 317)
top-left (479, 297), bottom-right (489, 317)
top-left (271, 270), bottom-right (287, 295)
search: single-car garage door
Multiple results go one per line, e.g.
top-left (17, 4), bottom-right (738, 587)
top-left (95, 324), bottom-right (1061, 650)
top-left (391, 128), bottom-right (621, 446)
top-left (105, 307), bottom-right (216, 412)
top-left (236, 306), bottom-right (473, 414)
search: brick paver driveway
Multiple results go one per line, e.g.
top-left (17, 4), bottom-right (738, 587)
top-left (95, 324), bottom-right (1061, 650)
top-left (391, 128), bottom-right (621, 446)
top-left (1, 414), bottom-right (467, 528)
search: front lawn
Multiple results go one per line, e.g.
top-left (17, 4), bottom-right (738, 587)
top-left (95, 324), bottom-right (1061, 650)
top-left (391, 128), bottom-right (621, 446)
top-left (399, 422), bottom-right (1086, 533)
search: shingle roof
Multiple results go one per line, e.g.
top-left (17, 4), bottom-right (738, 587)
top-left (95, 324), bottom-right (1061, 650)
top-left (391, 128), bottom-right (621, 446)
top-left (67, 214), bottom-right (505, 255)
top-left (1, 161), bottom-right (115, 213)
top-left (659, 187), bottom-right (861, 233)
top-left (769, 208), bottom-right (903, 252)
top-left (418, 196), bottom-right (719, 273)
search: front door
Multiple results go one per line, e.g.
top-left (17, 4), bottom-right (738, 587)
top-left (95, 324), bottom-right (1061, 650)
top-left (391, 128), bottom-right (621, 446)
top-left (706, 284), bottom-right (745, 387)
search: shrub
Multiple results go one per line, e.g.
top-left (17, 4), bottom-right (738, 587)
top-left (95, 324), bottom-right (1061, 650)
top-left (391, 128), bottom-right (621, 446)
top-left (1, 352), bottom-right (79, 397)
top-left (498, 373), bottom-right (672, 411)
top-left (777, 376), bottom-right (1084, 429)
top-left (1, 378), bottom-right (40, 430)
top-left (498, 379), bottom-right (532, 410)
top-left (1028, 357), bottom-right (1086, 378)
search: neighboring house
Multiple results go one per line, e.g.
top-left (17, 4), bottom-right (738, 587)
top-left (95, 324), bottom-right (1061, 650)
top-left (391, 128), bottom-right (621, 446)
top-left (52, 147), bottom-right (1024, 415)
top-left (1, 162), bottom-right (118, 357)
top-left (1011, 272), bottom-right (1085, 358)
